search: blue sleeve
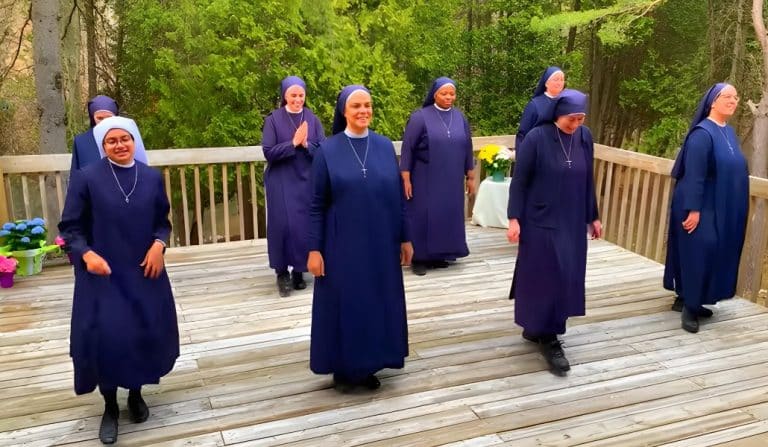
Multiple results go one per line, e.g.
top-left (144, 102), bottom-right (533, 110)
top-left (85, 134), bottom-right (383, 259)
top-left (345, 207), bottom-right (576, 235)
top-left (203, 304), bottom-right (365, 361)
top-left (306, 114), bottom-right (326, 157)
top-left (516, 101), bottom-right (538, 149)
top-left (463, 115), bottom-right (474, 172)
top-left (58, 170), bottom-right (92, 260)
top-left (507, 128), bottom-right (538, 219)
top-left (400, 111), bottom-right (425, 172)
top-left (70, 139), bottom-right (81, 171)
top-left (152, 172), bottom-right (172, 243)
top-left (261, 114), bottom-right (297, 163)
top-left (582, 128), bottom-right (599, 222)
top-left (308, 146), bottom-right (331, 251)
top-left (679, 128), bottom-right (712, 211)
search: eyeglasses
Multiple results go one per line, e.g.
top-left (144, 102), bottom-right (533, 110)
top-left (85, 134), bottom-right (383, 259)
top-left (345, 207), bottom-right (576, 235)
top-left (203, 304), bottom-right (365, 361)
top-left (104, 135), bottom-right (133, 148)
top-left (718, 94), bottom-right (740, 102)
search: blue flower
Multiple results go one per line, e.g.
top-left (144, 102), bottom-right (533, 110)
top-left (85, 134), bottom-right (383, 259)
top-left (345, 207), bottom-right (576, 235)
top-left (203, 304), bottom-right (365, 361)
top-left (20, 237), bottom-right (30, 243)
top-left (28, 218), bottom-right (45, 226)
top-left (2, 223), bottom-right (13, 230)
top-left (0, 230), bottom-right (9, 237)
top-left (15, 223), bottom-right (27, 231)
top-left (30, 226), bottom-right (45, 235)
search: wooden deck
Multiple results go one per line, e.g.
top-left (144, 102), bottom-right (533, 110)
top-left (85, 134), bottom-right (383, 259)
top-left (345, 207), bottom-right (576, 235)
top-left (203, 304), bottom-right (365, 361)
top-left (2, 225), bottom-right (768, 446)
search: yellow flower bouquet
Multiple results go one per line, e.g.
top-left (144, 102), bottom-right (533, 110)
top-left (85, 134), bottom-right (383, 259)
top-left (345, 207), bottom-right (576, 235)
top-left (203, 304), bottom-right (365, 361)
top-left (478, 144), bottom-right (513, 181)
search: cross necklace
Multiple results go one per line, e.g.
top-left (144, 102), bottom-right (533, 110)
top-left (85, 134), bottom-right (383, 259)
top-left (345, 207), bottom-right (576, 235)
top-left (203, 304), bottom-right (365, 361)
top-left (109, 161), bottom-right (138, 203)
top-left (436, 108), bottom-right (453, 138)
top-left (346, 137), bottom-right (370, 178)
top-left (715, 125), bottom-right (735, 155)
top-left (556, 128), bottom-right (574, 168)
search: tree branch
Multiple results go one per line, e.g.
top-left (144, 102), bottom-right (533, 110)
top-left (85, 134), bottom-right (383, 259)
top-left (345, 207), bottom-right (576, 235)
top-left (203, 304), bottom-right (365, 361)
top-left (61, 0), bottom-right (79, 41)
top-left (753, 0), bottom-right (768, 96)
top-left (0, 3), bottom-right (31, 87)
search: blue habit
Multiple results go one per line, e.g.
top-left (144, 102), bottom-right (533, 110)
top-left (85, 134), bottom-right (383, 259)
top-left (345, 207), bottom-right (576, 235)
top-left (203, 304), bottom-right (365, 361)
top-left (516, 95), bottom-right (557, 149)
top-left (71, 129), bottom-right (103, 171)
top-left (308, 131), bottom-right (409, 379)
top-left (400, 105), bottom-right (473, 262)
top-left (262, 107), bottom-right (325, 272)
top-left (663, 119), bottom-right (749, 307)
top-left (59, 158), bottom-right (179, 394)
top-left (507, 124), bottom-right (599, 335)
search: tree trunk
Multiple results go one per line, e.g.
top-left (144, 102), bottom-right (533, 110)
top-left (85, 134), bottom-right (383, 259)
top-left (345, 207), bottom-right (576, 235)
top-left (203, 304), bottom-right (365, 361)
top-left (32, 0), bottom-right (67, 155)
top-left (84, 0), bottom-right (97, 97)
top-left (565, 0), bottom-right (581, 55)
top-left (739, 0), bottom-right (768, 299)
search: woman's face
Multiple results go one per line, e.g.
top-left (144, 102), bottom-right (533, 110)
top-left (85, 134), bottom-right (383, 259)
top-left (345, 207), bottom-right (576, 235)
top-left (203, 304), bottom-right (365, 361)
top-left (284, 85), bottom-right (306, 113)
top-left (555, 113), bottom-right (585, 135)
top-left (711, 85), bottom-right (739, 120)
top-left (545, 72), bottom-right (565, 96)
top-left (103, 128), bottom-right (135, 164)
top-left (93, 110), bottom-right (115, 125)
top-left (344, 90), bottom-right (373, 133)
top-left (434, 84), bottom-right (456, 109)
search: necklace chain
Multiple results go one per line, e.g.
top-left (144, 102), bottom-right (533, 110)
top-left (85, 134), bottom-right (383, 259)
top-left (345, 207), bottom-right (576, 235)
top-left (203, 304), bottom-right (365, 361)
top-left (346, 137), bottom-right (370, 178)
top-left (715, 125), bottom-right (735, 155)
top-left (287, 109), bottom-right (304, 131)
top-left (556, 128), bottom-right (574, 168)
top-left (109, 162), bottom-right (138, 203)
top-left (436, 108), bottom-right (453, 138)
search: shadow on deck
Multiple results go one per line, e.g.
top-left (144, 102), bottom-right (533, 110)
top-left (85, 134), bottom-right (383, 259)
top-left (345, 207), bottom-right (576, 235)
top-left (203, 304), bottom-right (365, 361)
top-left (2, 225), bottom-right (768, 446)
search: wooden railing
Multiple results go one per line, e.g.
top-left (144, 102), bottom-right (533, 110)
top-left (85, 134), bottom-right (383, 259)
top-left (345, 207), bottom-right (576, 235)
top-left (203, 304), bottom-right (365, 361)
top-left (2, 135), bottom-right (768, 300)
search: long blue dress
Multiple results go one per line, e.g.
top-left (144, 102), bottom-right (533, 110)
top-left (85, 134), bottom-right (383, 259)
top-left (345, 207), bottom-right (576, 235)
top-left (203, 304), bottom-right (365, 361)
top-left (262, 107), bottom-right (325, 272)
top-left (516, 95), bottom-right (558, 149)
top-left (71, 129), bottom-right (103, 171)
top-left (309, 131), bottom-right (409, 380)
top-left (663, 119), bottom-right (749, 307)
top-left (507, 124), bottom-right (599, 335)
top-left (400, 106), bottom-right (473, 262)
top-left (59, 158), bottom-right (179, 394)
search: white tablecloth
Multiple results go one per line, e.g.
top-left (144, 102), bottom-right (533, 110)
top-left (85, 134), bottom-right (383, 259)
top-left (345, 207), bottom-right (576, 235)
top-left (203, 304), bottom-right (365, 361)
top-left (471, 177), bottom-right (511, 229)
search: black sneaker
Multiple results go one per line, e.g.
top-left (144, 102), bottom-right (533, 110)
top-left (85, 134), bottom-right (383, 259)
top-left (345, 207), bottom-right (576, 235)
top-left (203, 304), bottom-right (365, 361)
top-left (291, 271), bottom-right (306, 290)
top-left (428, 260), bottom-right (449, 268)
top-left (412, 262), bottom-right (427, 276)
top-left (540, 338), bottom-right (570, 376)
top-left (671, 296), bottom-right (683, 312)
top-left (277, 273), bottom-right (291, 297)
top-left (128, 394), bottom-right (149, 423)
top-left (362, 374), bottom-right (381, 390)
top-left (522, 330), bottom-right (540, 343)
top-left (98, 405), bottom-right (119, 444)
top-left (681, 307), bottom-right (699, 333)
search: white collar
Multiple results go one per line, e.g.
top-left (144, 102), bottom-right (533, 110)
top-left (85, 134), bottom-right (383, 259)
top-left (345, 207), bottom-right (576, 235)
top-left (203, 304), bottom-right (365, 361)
top-left (344, 128), bottom-right (369, 138)
top-left (284, 105), bottom-right (304, 114)
top-left (108, 158), bottom-right (135, 168)
top-left (544, 92), bottom-right (557, 99)
top-left (433, 104), bottom-right (452, 112)
top-left (707, 116), bottom-right (727, 127)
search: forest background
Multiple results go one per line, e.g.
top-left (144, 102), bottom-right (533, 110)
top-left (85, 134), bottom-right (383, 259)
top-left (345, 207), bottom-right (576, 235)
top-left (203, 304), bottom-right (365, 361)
top-left (0, 0), bottom-right (765, 164)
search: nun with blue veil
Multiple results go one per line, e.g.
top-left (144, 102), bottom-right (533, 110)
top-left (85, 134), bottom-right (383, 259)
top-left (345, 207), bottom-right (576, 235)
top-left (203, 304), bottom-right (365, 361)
top-left (507, 89), bottom-right (601, 376)
top-left (400, 77), bottom-right (474, 276)
top-left (664, 83), bottom-right (749, 333)
top-left (515, 67), bottom-right (565, 149)
top-left (307, 85), bottom-right (413, 390)
top-left (59, 116), bottom-right (177, 444)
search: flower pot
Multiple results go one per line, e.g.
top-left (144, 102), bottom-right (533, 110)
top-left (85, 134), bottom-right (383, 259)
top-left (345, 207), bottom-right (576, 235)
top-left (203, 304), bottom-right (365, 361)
top-left (11, 248), bottom-right (45, 276)
top-left (491, 170), bottom-right (505, 182)
top-left (0, 272), bottom-right (13, 288)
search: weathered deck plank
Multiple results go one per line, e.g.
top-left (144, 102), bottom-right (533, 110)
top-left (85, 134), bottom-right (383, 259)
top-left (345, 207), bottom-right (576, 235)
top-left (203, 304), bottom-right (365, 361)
top-left (1, 225), bottom-right (767, 446)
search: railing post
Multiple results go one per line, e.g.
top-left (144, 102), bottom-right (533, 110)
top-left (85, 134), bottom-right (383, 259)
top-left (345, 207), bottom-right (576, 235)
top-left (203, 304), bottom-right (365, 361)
top-left (0, 166), bottom-right (8, 223)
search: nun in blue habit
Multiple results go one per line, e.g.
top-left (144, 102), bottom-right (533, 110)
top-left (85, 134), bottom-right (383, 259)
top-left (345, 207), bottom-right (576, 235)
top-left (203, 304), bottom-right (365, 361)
top-left (307, 85), bottom-right (413, 390)
top-left (664, 83), bottom-right (748, 333)
top-left (262, 76), bottom-right (326, 296)
top-left (400, 77), bottom-right (474, 276)
top-left (515, 67), bottom-right (565, 149)
top-left (507, 89), bottom-right (601, 376)
top-left (70, 95), bottom-right (149, 171)
top-left (59, 116), bottom-right (178, 444)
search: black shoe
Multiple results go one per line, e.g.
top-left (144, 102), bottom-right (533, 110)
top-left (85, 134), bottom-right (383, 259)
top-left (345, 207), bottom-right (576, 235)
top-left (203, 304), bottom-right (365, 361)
top-left (671, 296), bottom-right (683, 312)
top-left (362, 374), bottom-right (381, 390)
top-left (522, 330), bottom-right (540, 343)
top-left (277, 273), bottom-right (291, 297)
top-left (428, 260), bottom-right (449, 268)
top-left (539, 338), bottom-right (570, 376)
top-left (682, 307), bottom-right (699, 333)
top-left (697, 306), bottom-right (713, 318)
top-left (412, 263), bottom-right (427, 276)
top-left (291, 271), bottom-right (306, 290)
top-left (98, 405), bottom-right (119, 444)
top-left (128, 394), bottom-right (149, 423)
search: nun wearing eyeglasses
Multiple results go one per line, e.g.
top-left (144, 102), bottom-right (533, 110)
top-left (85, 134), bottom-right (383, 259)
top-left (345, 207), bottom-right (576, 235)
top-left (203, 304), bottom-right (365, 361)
top-left (664, 83), bottom-right (748, 333)
top-left (516, 67), bottom-right (565, 149)
top-left (308, 85), bottom-right (413, 391)
top-left (70, 95), bottom-right (149, 171)
top-left (507, 89), bottom-right (601, 376)
top-left (400, 77), bottom-right (474, 276)
top-left (59, 116), bottom-right (178, 444)
top-left (262, 76), bottom-right (326, 297)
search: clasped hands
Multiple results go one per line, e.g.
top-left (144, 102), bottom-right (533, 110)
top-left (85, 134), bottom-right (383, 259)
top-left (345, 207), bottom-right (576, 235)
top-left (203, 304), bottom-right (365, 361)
top-left (292, 121), bottom-right (309, 148)
top-left (82, 241), bottom-right (166, 279)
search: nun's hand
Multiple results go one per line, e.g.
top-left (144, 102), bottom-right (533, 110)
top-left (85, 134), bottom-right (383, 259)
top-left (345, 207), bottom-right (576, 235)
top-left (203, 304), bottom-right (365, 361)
top-left (507, 219), bottom-right (520, 244)
top-left (141, 241), bottom-right (165, 279)
top-left (83, 250), bottom-right (111, 275)
top-left (400, 242), bottom-right (414, 266)
top-left (308, 250), bottom-right (325, 277)
top-left (682, 211), bottom-right (700, 234)
top-left (401, 171), bottom-right (413, 200)
top-left (590, 219), bottom-right (603, 239)
top-left (293, 121), bottom-right (309, 148)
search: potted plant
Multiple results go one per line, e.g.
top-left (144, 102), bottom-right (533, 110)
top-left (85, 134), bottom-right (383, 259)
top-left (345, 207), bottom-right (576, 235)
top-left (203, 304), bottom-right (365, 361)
top-left (0, 218), bottom-right (61, 276)
top-left (478, 144), bottom-right (514, 182)
top-left (0, 255), bottom-right (17, 288)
